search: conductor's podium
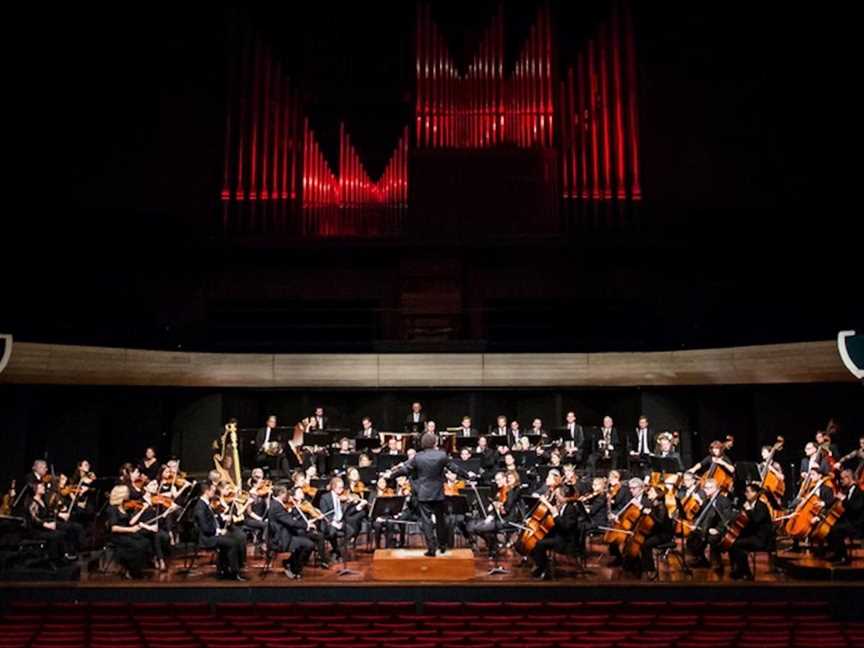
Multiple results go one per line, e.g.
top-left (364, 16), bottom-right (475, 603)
top-left (372, 548), bottom-right (475, 581)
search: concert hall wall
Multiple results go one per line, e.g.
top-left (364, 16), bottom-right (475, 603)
top-left (1, 383), bottom-right (860, 485)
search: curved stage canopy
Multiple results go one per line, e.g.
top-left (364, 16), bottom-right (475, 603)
top-left (0, 340), bottom-right (853, 388)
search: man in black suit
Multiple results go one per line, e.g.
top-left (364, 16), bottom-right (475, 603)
top-left (726, 482), bottom-right (774, 580)
top-left (561, 411), bottom-right (585, 461)
top-left (356, 416), bottom-right (379, 441)
top-left (268, 486), bottom-right (317, 578)
top-left (825, 469), bottom-right (863, 564)
top-left (386, 431), bottom-right (475, 556)
top-left (458, 416), bottom-right (478, 438)
top-left (312, 407), bottom-right (328, 433)
top-left (255, 415), bottom-right (281, 473)
top-left (589, 415), bottom-right (620, 473)
top-left (193, 482), bottom-right (246, 580)
top-left (529, 476), bottom-right (583, 580)
top-left (475, 436), bottom-right (497, 474)
top-left (404, 402), bottom-right (428, 434)
top-left (627, 415), bottom-right (656, 477)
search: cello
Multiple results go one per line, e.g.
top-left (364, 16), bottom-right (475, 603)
top-left (809, 496), bottom-right (845, 543)
top-left (514, 482), bottom-right (561, 556)
top-left (785, 476), bottom-right (831, 539)
top-left (620, 500), bottom-right (657, 560)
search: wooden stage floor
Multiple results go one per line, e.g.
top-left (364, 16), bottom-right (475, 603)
top-left (3, 540), bottom-right (862, 600)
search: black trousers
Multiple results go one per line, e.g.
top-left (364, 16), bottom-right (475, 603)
top-left (211, 527), bottom-right (246, 574)
top-left (530, 532), bottom-right (570, 573)
top-left (110, 532), bottom-right (151, 578)
top-left (728, 536), bottom-right (766, 577)
top-left (416, 499), bottom-right (448, 551)
top-left (466, 516), bottom-right (506, 555)
top-left (285, 534), bottom-right (315, 574)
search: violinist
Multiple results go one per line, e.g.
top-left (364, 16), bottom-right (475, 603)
top-left (193, 481), bottom-right (246, 580)
top-left (106, 485), bottom-right (154, 579)
top-left (528, 473), bottom-right (582, 580)
top-left (687, 440), bottom-right (735, 480)
top-left (66, 459), bottom-right (96, 525)
top-left (582, 477), bottom-right (609, 532)
top-left (22, 460), bottom-right (50, 509)
top-left (291, 485), bottom-right (330, 568)
top-left (267, 485), bottom-right (316, 579)
top-left (133, 480), bottom-right (176, 571)
top-left (27, 479), bottom-right (84, 563)
top-left (243, 468), bottom-right (270, 541)
top-left (685, 478), bottom-right (732, 569)
top-left (139, 447), bottom-right (160, 481)
top-left (607, 470), bottom-right (629, 513)
top-left (467, 471), bottom-right (522, 559)
top-left (122, 463), bottom-right (145, 500)
top-left (824, 469), bottom-right (864, 564)
top-left (724, 482), bottom-right (773, 580)
top-left (319, 476), bottom-right (357, 562)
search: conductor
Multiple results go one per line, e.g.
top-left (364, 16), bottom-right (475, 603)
top-left (385, 430), bottom-right (476, 556)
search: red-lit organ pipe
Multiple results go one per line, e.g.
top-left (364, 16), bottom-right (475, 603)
top-left (559, 0), bottom-right (641, 204)
top-left (221, 27), bottom-right (302, 233)
top-left (374, 126), bottom-right (409, 209)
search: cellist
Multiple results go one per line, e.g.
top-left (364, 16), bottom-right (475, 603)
top-left (722, 482), bottom-right (773, 580)
top-left (528, 476), bottom-right (581, 580)
top-left (684, 478), bottom-right (732, 569)
top-left (823, 469), bottom-right (864, 564)
top-left (686, 440), bottom-right (735, 488)
top-left (607, 479), bottom-right (673, 579)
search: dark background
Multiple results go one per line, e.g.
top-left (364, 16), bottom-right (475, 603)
top-left (1, 2), bottom-right (859, 484)
top-left (1, 383), bottom-right (861, 485)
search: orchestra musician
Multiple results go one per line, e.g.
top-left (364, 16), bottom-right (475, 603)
top-left (491, 415), bottom-right (509, 438)
top-left (139, 447), bottom-right (160, 481)
top-left (106, 485), bottom-right (154, 579)
top-left (404, 402), bottom-right (428, 434)
top-left (312, 406), bottom-right (328, 433)
top-left (528, 470), bottom-right (583, 580)
top-left (467, 470), bottom-right (522, 558)
top-left (607, 470), bottom-right (629, 513)
top-left (724, 482), bottom-right (774, 580)
top-left (319, 476), bottom-right (363, 562)
top-left (458, 416), bottom-right (478, 438)
top-left (255, 415), bottom-right (282, 474)
top-left (654, 433), bottom-right (684, 472)
top-left (685, 478), bottom-right (732, 569)
top-left (28, 479), bottom-right (84, 563)
top-left (628, 415), bottom-right (655, 475)
top-left (608, 478), bottom-right (673, 579)
top-left (800, 441), bottom-right (831, 482)
top-left (193, 481), bottom-right (247, 580)
top-left (507, 420), bottom-right (523, 449)
top-left (561, 411), bottom-right (585, 461)
top-left (589, 416), bottom-right (620, 472)
top-left (356, 416), bottom-right (379, 442)
top-left (267, 485), bottom-right (317, 579)
top-left (758, 444), bottom-right (786, 508)
top-left (824, 469), bottom-right (864, 564)
top-left (133, 479), bottom-right (177, 571)
top-left (687, 440), bottom-right (735, 479)
top-left (475, 435), bottom-right (497, 473)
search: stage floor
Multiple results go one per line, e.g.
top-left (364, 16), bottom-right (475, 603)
top-left (2, 540), bottom-right (862, 596)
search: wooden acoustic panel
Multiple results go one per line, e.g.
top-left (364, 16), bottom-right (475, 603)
top-left (0, 340), bottom-right (852, 387)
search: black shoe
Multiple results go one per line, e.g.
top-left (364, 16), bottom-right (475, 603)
top-left (438, 546), bottom-right (448, 554)
top-left (530, 566), bottom-right (543, 578)
top-left (424, 549), bottom-right (437, 557)
top-left (319, 561), bottom-right (331, 570)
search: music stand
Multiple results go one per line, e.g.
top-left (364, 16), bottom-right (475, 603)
top-left (649, 455), bottom-right (684, 479)
top-left (454, 436), bottom-right (478, 451)
top-left (355, 437), bottom-right (382, 453)
top-left (376, 454), bottom-right (407, 472)
top-left (368, 495), bottom-right (408, 550)
top-left (327, 453), bottom-right (359, 474)
top-left (304, 431), bottom-right (333, 449)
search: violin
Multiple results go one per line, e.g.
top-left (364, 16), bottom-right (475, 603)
top-left (150, 494), bottom-right (174, 508)
top-left (302, 484), bottom-right (318, 498)
top-left (444, 480), bottom-right (465, 497)
top-left (254, 480), bottom-right (273, 497)
top-left (123, 499), bottom-right (145, 512)
top-left (377, 487), bottom-right (396, 497)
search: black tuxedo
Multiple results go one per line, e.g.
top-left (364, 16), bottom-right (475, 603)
top-left (627, 427), bottom-right (655, 456)
top-left (313, 416), bottom-right (328, 431)
top-left (256, 426), bottom-right (280, 450)
top-left (457, 427), bottom-right (478, 438)
top-left (268, 500), bottom-right (316, 574)
top-left (530, 500), bottom-right (582, 573)
top-left (192, 498), bottom-right (246, 575)
top-left (728, 500), bottom-right (774, 577)
top-left (389, 448), bottom-right (471, 552)
top-left (356, 427), bottom-right (379, 440)
top-left (404, 412), bottom-right (428, 433)
top-left (562, 423), bottom-right (585, 449)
